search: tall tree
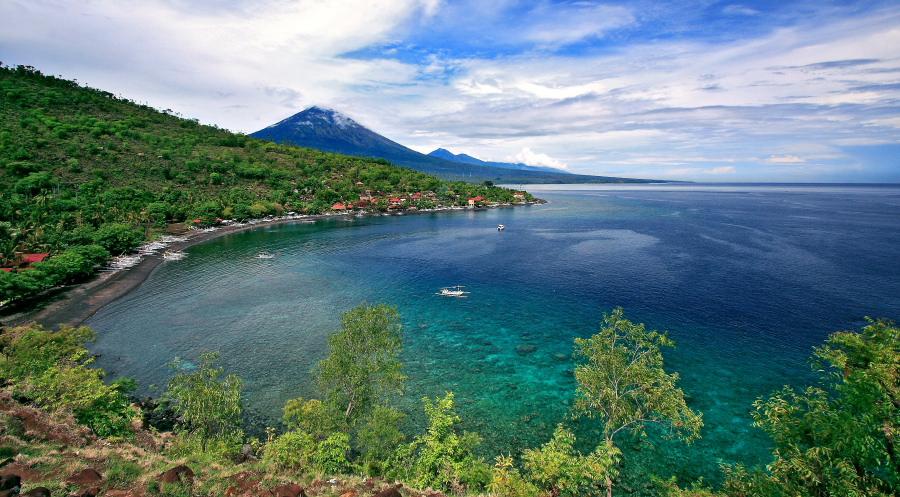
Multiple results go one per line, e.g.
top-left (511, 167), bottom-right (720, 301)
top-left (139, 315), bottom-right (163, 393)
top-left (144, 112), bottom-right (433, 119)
top-left (166, 352), bottom-right (243, 450)
top-left (573, 307), bottom-right (703, 497)
top-left (317, 303), bottom-right (405, 422)
top-left (728, 318), bottom-right (899, 496)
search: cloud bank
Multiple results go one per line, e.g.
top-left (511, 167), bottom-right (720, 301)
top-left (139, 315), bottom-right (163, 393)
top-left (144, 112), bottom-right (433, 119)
top-left (1, 0), bottom-right (898, 181)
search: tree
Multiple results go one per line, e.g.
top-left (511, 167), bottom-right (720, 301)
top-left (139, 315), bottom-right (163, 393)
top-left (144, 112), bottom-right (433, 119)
top-left (92, 223), bottom-right (143, 254)
top-left (726, 318), bottom-right (899, 496)
top-left (357, 405), bottom-right (407, 475)
top-left (390, 392), bottom-right (491, 492)
top-left (317, 303), bottom-right (405, 422)
top-left (166, 352), bottom-right (243, 450)
top-left (282, 396), bottom-right (343, 439)
top-left (523, 424), bottom-right (620, 497)
top-left (573, 307), bottom-right (703, 497)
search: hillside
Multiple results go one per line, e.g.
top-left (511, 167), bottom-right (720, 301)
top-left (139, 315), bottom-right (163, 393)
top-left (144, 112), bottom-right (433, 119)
top-left (0, 65), bottom-right (532, 306)
top-left (250, 107), bottom-right (657, 184)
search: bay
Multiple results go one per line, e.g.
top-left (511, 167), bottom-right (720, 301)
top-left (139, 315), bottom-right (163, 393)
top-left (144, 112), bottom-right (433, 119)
top-left (88, 183), bottom-right (900, 483)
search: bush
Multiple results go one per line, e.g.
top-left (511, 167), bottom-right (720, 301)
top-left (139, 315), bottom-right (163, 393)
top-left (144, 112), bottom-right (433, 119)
top-left (522, 424), bottom-right (619, 497)
top-left (282, 397), bottom-right (342, 439)
top-left (489, 455), bottom-right (540, 497)
top-left (263, 429), bottom-right (317, 470)
top-left (93, 223), bottom-right (143, 254)
top-left (389, 392), bottom-right (490, 493)
top-left (313, 432), bottom-right (352, 475)
top-left (165, 352), bottom-right (243, 451)
top-left (0, 324), bottom-right (136, 437)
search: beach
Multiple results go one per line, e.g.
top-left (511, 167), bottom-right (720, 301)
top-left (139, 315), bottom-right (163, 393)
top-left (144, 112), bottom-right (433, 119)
top-left (3, 203), bottom-right (537, 329)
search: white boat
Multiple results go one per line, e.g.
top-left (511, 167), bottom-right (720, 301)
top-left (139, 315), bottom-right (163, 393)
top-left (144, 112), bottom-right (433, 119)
top-left (255, 251), bottom-right (275, 259)
top-left (497, 224), bottom-right (505, 231)
top-left (436, 285), bottom-right (469, 298)
top-left (163, 250), bottom-right (186, 261)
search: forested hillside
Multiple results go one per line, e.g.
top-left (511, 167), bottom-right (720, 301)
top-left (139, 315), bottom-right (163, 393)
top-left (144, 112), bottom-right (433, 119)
top-left (0, 65), bottom-right (529, 306)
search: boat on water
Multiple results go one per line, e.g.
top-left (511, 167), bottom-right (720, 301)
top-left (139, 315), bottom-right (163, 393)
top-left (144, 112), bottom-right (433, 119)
top-left (497, 224), bottom-right (505, 231)
top-left (162, 250), bottom-right (186, 261)
top-left (436, 285), bottom-right (469, 298)
top-left (255, 251), bottom-right (275, 259)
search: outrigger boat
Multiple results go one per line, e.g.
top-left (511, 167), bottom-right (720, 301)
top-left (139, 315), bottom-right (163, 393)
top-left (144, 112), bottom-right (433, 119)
top-left (436, 285), bottom-right (469, 298)
top-left (255, 251), bottom-right (275, 259)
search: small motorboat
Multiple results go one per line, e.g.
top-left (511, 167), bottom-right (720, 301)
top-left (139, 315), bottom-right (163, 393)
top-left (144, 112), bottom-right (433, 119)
top-left (436, 285), bottom-right (469, 298)
top-left (255, 251), bottom-right (275, 259)
top-left (163, 250), bottom-right (186, 261)
top-left (497, 224), bottom-right (505, 231)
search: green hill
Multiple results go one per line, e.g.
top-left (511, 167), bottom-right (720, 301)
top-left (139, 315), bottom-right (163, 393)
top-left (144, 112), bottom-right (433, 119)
top-left (0, 64), bottom-right (532, 306)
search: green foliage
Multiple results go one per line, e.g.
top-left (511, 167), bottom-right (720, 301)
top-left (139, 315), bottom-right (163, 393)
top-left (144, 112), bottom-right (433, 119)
top-left (263, 429), bottom-right (317, 470)
top-left (263, 429), bottom-right (350, 475)
top-left (357, 405), bottom-right (406, 475)
top-left (523, 424), bottom-right (620, 497)
top-left (573, 307), bottom-right (702, 496)
top-left (282, 397), bottom-right (343, 439)
top-left (0, 244), bottom-right (109, 305)
top-left (724, 318), bottom-right (899, 497)
top-left (489, 455), bottom-right (540, 497)
top-left (165, 352), bottom-right (243, 451)
top-left (313, 432), bottom-right (352, 475)
top-left (317, 303), bottom-right (405, 422)
top-left (92, 223), bottom-right (143, 254)
top-left (0, 324), bottom-right (135, 437)
top-left (390, 392), bottom-right (491, 493)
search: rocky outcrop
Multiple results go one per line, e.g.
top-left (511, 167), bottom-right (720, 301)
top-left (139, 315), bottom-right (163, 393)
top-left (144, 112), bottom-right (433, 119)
top-left (158, 465), bottom-right (194, 486)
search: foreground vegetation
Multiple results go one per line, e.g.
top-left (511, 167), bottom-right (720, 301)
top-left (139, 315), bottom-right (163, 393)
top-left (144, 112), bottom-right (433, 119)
top-left (0, 306), bottom-right (896, 496)
top-left (0, 64), bottom-right (534, 306)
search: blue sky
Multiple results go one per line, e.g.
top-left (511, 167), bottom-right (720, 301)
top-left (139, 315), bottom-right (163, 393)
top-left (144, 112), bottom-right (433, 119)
top-left (1, 0), bottom-right (899, 181)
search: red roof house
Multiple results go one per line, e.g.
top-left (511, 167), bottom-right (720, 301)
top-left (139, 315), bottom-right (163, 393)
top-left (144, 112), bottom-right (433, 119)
top-left (21, 253), bottom-right (49, 264)
top-left (331, 202), bottom-right (347, 211)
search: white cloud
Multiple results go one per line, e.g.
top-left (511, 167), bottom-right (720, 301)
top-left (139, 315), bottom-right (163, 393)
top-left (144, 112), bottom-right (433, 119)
top-left (709, 166), bottom-right (737, 174)
top-left (509, 148), bottom-right (568, 170)
top-left (766, 155), bottom-right (805, 164)
top-left (1, 1), bottom-right (898, 181)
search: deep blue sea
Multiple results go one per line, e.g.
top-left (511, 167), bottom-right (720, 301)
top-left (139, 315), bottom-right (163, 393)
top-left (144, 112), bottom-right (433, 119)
top-left (88, 184), bottom-right (900, 485)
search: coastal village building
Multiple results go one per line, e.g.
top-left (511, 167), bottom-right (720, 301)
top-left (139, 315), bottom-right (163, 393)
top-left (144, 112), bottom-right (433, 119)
top-left (514, 191), bottom-right (526, 200)
top-left (468, 195), bottom-right (485, 207)
top-left (331, 202), bottom-right (348, 211)
top-left (1, 252), bottom-right (49, 272)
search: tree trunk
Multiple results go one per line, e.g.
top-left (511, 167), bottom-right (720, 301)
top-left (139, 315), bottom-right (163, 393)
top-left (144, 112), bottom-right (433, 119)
top-left (605, 474), bottom-right (613, 497)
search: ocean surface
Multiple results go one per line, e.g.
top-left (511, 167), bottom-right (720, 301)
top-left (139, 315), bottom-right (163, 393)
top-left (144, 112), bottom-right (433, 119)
top-left (88, 183), bottom-right (900, 484)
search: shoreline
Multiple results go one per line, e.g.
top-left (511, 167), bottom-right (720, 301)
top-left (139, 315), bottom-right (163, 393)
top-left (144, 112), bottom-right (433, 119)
top-left (5, 202), bottom-right (540, 329)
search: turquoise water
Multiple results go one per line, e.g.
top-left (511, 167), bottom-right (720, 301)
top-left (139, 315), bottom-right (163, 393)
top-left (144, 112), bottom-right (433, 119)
top-left (88, 184), bottom-right (900, 485)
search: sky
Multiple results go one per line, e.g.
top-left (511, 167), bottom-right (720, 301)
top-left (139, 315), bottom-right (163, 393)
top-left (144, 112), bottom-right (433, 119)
top-left (1, 0), bottom-right (899, 182)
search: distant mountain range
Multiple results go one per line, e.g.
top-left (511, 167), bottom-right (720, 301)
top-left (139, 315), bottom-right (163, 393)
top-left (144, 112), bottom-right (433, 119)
top-left (250, 107), bottom-right (658, 184)
top-left (427, 148), bottom-right (565, 174)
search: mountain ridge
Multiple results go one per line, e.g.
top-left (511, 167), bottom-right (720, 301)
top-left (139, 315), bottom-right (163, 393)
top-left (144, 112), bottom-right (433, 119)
top-left (251, 107), bottom-right (659, 184)
top-left (427, 147), bottom-right (569, 174)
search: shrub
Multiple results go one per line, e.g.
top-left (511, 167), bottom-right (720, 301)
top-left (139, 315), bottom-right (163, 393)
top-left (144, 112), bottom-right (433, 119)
top-left (0, 324), bottom-right (136, 437)
top-left (165, 352), bottom-right (243, 451)
top-left (92, 223), bottom-right (143, 255)
top-left (263, 429), bottom-right (317, 470)
top-left (489, 455), bottom-right (540, 497)
top-left (390, 392), bottom-right (490, 493)
top-left (313, 432), bottom-right (352, 475)
top-left (522, 424), bottom-right (619, 497)
top-left (282, 397), bottom-right (342, 439)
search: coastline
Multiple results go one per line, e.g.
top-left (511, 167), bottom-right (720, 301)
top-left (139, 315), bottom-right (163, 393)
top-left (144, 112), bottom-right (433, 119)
top-left (4, 202), bottom-right (540, 329)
